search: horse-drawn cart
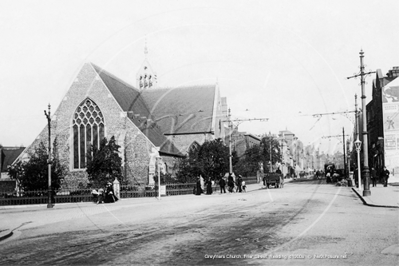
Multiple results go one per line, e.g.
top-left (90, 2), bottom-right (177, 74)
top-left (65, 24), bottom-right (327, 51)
top-left (264, 173), bottom-right (284, 188)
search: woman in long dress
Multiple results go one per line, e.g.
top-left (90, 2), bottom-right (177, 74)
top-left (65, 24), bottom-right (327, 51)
top-left (104, 182), bottom-right (118, 203)
top-left (206, 178), bottom-right (213, 195)
top-left (195, 177), bottom-right (202, 195)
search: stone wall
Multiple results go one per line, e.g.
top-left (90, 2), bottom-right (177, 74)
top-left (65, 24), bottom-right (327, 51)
top-left (21, 63), bottom-right (158, 189)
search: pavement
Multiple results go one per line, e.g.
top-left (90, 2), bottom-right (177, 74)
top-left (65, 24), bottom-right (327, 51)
top-left (351, 175), bottom-right (399, 208)
top-left (1, 176), bottom-right (398, 243)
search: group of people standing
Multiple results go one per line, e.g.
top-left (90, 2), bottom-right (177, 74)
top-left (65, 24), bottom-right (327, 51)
top-left (370, 166), bottom-right (390, 187)
top-left (194, 173), bottom-right (246, 196)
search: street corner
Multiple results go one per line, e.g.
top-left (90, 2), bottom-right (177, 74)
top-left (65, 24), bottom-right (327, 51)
top-left (0, 229), bottom-right (13, 242)
top-left (352, 187), bottom-right (368, 205)
top-left (351, 187), bottom-right (399, 208)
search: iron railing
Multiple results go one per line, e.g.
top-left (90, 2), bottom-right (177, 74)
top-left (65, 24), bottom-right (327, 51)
top-left (0, 176), bottom-right (258, 206)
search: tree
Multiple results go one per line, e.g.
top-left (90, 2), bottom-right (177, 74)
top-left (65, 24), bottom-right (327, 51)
top-left (86, 136), bottom-right (123, 187)
top-left (175, 138), bottom-right (230, 182)
top-left (197, 138), bottom-right (230, 179)
top-left (234, 144), bottom-right (262, 177)
top-left (7, 139), bottom-right (66, 191)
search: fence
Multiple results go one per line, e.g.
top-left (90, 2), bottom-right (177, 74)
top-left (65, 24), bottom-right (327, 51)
top-left (0, 183), bottom-right (197, 206)
top-left (0, 176), bottom-right (258, 206)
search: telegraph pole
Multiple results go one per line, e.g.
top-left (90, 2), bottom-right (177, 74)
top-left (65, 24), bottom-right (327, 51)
top-left (269, 132), bottom-right (272, 172)
top-left (322, 133), bottom-right (349, 169)
top-left (228, 108), bottom-right (233, 174)
top-left (342, 127), bottom-right (346, 177)
top-left (347, 50), bottom-right (375, 197)
top-left (44, 104), bottom-right (53, 208)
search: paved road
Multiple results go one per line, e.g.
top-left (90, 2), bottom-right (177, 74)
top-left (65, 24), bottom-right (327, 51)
top-left (1, 180), bottom-right (398, 265)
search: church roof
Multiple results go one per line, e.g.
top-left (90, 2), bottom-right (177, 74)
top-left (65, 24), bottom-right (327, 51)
top-left (141, 85), bottom-right (216, 135)
top-left (91, 64), bottom-right (183, 157)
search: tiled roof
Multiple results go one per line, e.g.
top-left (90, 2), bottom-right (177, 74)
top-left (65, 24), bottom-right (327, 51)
top-left (91, 64), bottom-right (183, 157)
top-left (0, 147), bottom-right (25, 172)
top-left (141, 85), bottom-right (216, 135)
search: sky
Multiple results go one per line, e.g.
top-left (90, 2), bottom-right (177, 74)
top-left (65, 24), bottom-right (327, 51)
top-left (0, 0), bottom-right (398, 155)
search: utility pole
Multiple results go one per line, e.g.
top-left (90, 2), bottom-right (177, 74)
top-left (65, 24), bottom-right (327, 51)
top-left (269, 132), bottom-right (272, 173)
top-left (44, 104), bottom-right (53, 208)
top-left (224, 108), bottom-right (268, 174)
top-left (228, 108), bottom-right (233, 174)
top-left (347, 50), bottom-right (375, 197)
top-left (342, 127), bottom-right (346, 177)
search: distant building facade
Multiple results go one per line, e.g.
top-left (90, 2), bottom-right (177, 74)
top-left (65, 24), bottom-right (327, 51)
top-left (231, 130), bottom-right (261, 158)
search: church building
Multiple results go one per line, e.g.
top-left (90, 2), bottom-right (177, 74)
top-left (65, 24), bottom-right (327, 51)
top-left (18, 50), bottom-right (228, 189)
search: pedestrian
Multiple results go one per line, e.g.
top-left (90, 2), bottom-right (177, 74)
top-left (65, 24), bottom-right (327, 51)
top-left (195, 176), bottom-right (202, 195)
top-left (382, 166), bottom-right (390, 187)
top-left (104, 182), bottom-right (118, 203)
top-left (242, 181), bottom-right (246, 192)
top-left (93, 188), bottom-right (104, 204)
top-left (206, 178), bottom-right (213, 195)
top-left (219, 177), bottom-right (226, 193)
top-left (326, 172), bottom-right (331, 183)
top-left (228, 173), bottom-right (234, 193)
top-left (371, 167), bottom-right (377, 187)
top-left (236, 175), bottom-right (243, 192)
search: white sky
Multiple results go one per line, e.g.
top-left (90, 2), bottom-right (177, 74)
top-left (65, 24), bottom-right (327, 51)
top-left (0, 0), bottom-right (398, 155)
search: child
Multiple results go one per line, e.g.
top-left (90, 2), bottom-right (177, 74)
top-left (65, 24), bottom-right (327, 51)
top-left (96, 188), bottom-right (104, 204)
top-left (242, 181), bottom-right (246, 192)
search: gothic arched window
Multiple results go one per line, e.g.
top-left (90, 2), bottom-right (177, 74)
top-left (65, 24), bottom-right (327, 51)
top-left (72, 98), bottom-right (105, 169)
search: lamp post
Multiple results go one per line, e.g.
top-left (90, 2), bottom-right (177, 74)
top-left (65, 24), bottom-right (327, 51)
top-left (44, 104), bottom-right (53, 209)
top-left (156, 155), bottom-right (161, 200)
top-left (355, 139), bottom-right (362, 191)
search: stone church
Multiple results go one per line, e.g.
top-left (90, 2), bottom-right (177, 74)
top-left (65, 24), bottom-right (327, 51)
top-left (18, 51), bottom-right (228, 188)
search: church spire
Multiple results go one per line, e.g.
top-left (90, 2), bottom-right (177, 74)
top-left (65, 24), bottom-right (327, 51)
top-left (144, 37), bottom-right (148, 57)
top-left (136, 38), bottom-right (157, 90)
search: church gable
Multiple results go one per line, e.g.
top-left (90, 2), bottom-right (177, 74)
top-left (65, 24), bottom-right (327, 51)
top-left (20, 63), bottom-right (165, 187)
